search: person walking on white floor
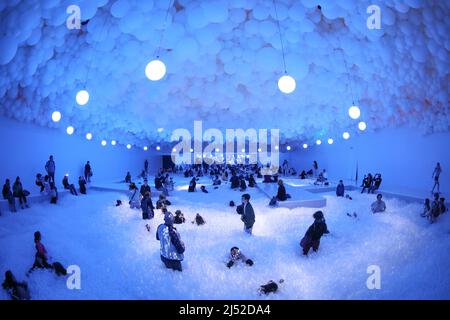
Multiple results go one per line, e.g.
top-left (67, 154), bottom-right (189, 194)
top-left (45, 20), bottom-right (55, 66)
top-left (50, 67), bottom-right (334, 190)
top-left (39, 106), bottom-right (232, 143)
top-left (431, 162), bottom-right (442, 194)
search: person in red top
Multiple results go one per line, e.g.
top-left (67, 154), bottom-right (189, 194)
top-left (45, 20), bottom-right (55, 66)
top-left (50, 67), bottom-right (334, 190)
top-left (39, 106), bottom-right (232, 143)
top-left (28, 231), bottom-right (53, 274)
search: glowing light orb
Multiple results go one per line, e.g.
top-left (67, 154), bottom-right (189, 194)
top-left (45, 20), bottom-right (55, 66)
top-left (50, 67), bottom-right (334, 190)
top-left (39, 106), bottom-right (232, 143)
top-left (52, 111), bottom-right (61, 122)
top-left (101, 140), bottom-right (107, 146)
top-left (157, 128), bottom-right (164, 133)
top-left (86, 133), bottom-right (92, 140)
top-left (156, 146), bottom-right (161, 151)
top-left (343, 132), bottom-right (350, 139)
top-left (258, 148), bottom-right (262, 152)
top-left (348, 105), bottom-right (361, 119)
top-left (274, 145), bottom-right (279, 150)
top-left (126, 144), bottom-right (131, 149)
top-left (145, 59), bottom-right (166, 81)
top-left (66, 126), bottom-right (74, 135)
top-left (316, 139), bottom-right (322, 145)
top-left (328, 138), bottom-right (334, 145)
top-left (286, 146), bottom-right (291, 151)
top-left (303, 143), bottom-right (308, 149)
top-left (76, 90), bottom-right (89, 106)
top-left (190, 148), bottom-right (193, 153)
top-left (144, 146), bottom-right (148, 151)
top-left (358, 121), bottom-right (367, 131)
top-left (172, 148), bottom-right (177, 152)
top-left (111, 140), bottom-right (116, 145)
top-left (278, 75), bottom-right (296, 94)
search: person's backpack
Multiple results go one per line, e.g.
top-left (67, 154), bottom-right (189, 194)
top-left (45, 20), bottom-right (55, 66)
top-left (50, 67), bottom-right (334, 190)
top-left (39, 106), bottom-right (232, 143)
top-left (236, 204), bottom-right (243, 215)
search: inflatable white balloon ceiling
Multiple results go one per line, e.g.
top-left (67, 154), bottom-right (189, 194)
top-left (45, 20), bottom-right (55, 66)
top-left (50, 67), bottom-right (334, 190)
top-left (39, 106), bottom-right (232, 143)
top-left (0, 0), bottom-right (448, 148)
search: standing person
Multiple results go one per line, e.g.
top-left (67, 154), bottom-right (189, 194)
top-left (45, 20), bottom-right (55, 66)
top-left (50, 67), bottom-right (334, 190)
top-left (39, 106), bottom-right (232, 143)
top-left (128, 183), bottom-right (140, 209)
top-left (300, 211), bottom-right (329, 256)
top-left (144, 160), bottom-right (149, 174)
top-left (238, 194), bottom-right (255, 235)
top-left (140, 178), bottom-right (151, 196)
top-left (336, 180), bottom-right (345, 197)
top-left (430, 193), bottom-right (441, 223)
top-left (141, 191), bottom-right (154, 220)
top-left (45, 155), bottom-right (56, 184)
top-left (431, 162), bottom-right (442, 194)
top-left (13, 177), bottom-right (29, 209)
top-left (282, 160), bottom-right (289, 176)
top-left (313, 161), bottom-right (318, 177)
top-left (84, 161), bottom-right (92, 183)
top-left (2, 179), bottom-right (16, 212)
top-left (156, 212), bottom-right (185, 272)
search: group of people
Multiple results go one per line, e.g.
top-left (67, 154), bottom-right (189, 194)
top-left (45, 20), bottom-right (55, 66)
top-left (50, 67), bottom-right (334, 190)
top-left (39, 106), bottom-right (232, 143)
top-left (421, 193), bottom-right (447, 223)
top-left (2, 177), bottom-right (29, 211)
top-left (361, 173), bottom-right (383, 194)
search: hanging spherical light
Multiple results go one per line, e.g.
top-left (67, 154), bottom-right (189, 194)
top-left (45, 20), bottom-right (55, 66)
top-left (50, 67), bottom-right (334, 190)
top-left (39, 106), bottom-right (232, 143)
top-left (52, 111), bottom-right (61, 122)
top-left (343, 132), bottom-right (350, 140)
top-left (126, 144), bottom-right (132, 149)
top-left (101, 140), bottom-right (107, 146)
top-left (156, 146), bottom-right (161, 151)
top-left (328, 138), bottom-right (334, 144)
top-left (76, 90), bottom-right (89, 106)
top-left (86, 133), bottom-right (92, 140)
top-left (286, 145), bottom-right (291, 151)
top-left (316, 139), bottom-right (322, 145)
top-left (358, 121), bottom-right (367, 131)
top-left (278, 75), bottom-right (296, 94)
top-left (111, 140), bottom-right (117, 146)
top-left (303, 143), bottom-right (308, 149)
top-left (66, 126), bottom-right (74, 135)
top-left (143, 146), bottom-right (148, 151)
top-left (145, 59), bottom-right (166, 81)
top-left (348, 105), bottom-right (361, 119)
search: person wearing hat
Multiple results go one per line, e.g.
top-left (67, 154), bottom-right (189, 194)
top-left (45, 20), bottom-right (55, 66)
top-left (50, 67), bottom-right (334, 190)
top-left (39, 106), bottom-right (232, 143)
top-left (140, 179), bottom-right (151, 196)
top-left (239, 194), bottom-right (255, 235)
top-left (300, 211), bottom-right (329, 256)
top-left (156, 212), bottom-right (185, 271)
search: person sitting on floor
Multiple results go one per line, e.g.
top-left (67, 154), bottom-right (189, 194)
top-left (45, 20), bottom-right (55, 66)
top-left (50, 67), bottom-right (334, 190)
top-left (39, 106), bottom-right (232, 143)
top-left (421, 198), bottom-right (431, 218)
top-left (230, 173), bottom-right (240, 189)
top-left (248, 174), bottom-right (256, 188)
top-left (213, 175), bottom-right (222, 186)
top-left (174, 210), bottom-right (185, 224)
top-left (300, 211), bottom-right (329, 256)
top-left (275, 179), bottom-right (287, 201)
top-left (439, 198), bottom-right (447, 215)
top-left (156, 194), bottom-right (171, 209)
top-left (370, 174), bottom-right (382, 193)
top-left (361, 173), bottom-right (373, 193)
top-left (125, 172), bottom-right (131, 184)
top-left (430, 193), bottom-right (441, 223)
top-left (371, 194), bottom-right (386, 213)
top-left (188, 177), bottom-right (197, 192)
top-left (336, 180), bottom-right (345, 197)
top-left (128, 183), bottom-right (140, 209)
top-left (2, 271), bottom-right (30, 300)
top-left (226, 247), bottom-right (254, 268)
top-left (239, 176), bottom-right (247, 192)
top-left (62, 175), bottom-right (78, 196)
top-left (299, 170), bottom-right (307, 180)
top-left (200, 185), bottom-right (209, 193)
top-left (192, 213), bottom-right (206, 225)
top-left (78, 176), bottom-right (87, 194)
top-left (35, 174), bottom-right (45, 193)
top-left (13, 176), bottom-right (29, 209)
top-left (49, 182), bottom-right (58, 204)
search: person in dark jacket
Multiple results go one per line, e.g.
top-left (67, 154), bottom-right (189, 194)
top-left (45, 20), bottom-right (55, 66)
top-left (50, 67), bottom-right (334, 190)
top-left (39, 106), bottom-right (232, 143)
top-left (78, 176), bottom-right (87, 194)
top-left (336, 180), bottom-right (345, 197)
top-left (239, 176), bottom-right (247, 191)
top-left (156, 212), bottom-right (185, 272)
top-left (2, 271), bottom-right (30, 300)
top-left (361, 173), bottom-right (373, 193)
top-left (49, 182), bottom-right (58, 204)
top-left (370, 174), bottom-right (382, 193)
top-left (35, 173), bottom-right (45, 192)
top-left (13, 177), bottom-right (29, 209)
top-left (300, 211), bottom-right (329, 256)
top-left (226, 247), bottom-right (254, 268)
top-left (62, 175), bottom-right (78, 196)
top-left (45, 155), bottom-right (56, 184)
top-left (430, 193), bottom-right (441, 223)
top-left (248, 174), bottom-right (256, 187)
top-left (188, 177), bottom-right (197, 192)
top-left (238, 194), bottom-right (255, 235)
top-left (141, 191), bottom-right (154, 220)
top-left (125, 172), bottom-right (131, 184)
top-left (174, 210), bottom-right (185, 224)
top-left (84, 161), bottom-right (92, 183)
top-left (2, 179), bottom-right (16, 212)
top-left (275, 179), bottom-right (287, 201)
top-left (299, 170), bottom-right (307, 179)
top-left (230, 173), bottom-right (240, 189)
top-left (144, 159), bottom-right (149, 174)
top-left (140, 179), bottom-right (151, 196)
top-left (156, 194), bottom-right (171, 209)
